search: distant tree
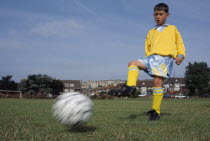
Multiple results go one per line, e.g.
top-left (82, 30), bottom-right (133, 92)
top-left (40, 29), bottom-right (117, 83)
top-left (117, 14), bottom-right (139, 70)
top-left (18, 74), bottom-right (64, 95)
top-left (50, 79), bottom-right (64, 95)
top-left (0, 75), bottom-right (18, 90)
top-left (185, 62), bottom-right (210, 96)
top-left (18, 79), bottom-right (29, 94)
top-left (205, 86), bottom-right (210, 94)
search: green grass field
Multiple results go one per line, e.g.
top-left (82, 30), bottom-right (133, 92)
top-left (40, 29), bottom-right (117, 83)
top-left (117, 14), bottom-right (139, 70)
top-left (0, 98), bottom-right (210, 141)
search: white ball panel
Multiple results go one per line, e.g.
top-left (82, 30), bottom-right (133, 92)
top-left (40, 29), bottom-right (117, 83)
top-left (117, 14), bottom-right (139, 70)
top-left (52, 92), bottom-right (93, 127)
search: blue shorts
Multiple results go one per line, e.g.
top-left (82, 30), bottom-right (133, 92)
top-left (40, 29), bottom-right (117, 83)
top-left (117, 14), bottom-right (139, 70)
top-left (138, 55), bottom-right (174, 78)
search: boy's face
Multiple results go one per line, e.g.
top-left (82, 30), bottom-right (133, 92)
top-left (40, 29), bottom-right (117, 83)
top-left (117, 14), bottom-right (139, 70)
top-left (154, 10), bottom-right (169, 26)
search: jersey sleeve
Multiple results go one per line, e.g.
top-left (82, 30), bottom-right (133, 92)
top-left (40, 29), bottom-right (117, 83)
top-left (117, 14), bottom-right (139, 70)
top-left (175, 27), bottom-right (186, 59)
top-left (145, 31), bottom-right (151, 57)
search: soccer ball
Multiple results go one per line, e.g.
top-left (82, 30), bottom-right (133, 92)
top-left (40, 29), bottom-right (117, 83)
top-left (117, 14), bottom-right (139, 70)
top-left (52, 92), bottom-right (93, 127)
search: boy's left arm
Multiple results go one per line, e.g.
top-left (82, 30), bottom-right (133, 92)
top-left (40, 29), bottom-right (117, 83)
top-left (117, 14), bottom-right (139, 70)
top-left (175, 27), bottom-right (186, 65)
top-left (175, 55), bottom-right (183, 65)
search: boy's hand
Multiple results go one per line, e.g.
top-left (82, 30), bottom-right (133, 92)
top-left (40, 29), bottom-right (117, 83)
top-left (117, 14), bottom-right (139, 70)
top-left (175, 56), bottom-right (183, 65)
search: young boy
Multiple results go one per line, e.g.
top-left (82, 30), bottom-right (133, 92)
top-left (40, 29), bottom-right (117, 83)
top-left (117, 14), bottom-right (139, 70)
top-left (120, 3), bottom-right (186, 121)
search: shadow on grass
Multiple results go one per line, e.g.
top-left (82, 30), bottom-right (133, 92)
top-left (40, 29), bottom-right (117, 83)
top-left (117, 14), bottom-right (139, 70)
top-left (68, 125), bottom-right (97, 133)
top-left (120, 112), bottom-right (172, 120)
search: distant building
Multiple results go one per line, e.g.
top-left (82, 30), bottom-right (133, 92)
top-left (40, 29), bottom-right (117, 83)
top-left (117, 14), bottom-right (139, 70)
top-left (164, 77), bottom-right (186, 93)
top-left (103, 80), bottom-right (154, 95)
top-left (114, 78), bottom-right (186, 95)
top-left (61, 78), bottom-right (186, 95)
top-left (61, 80), bottom-right (82, 93)
top-left (82, 80), bottom-right (125, 89)
top-left (137, 80), bottom-right (153, 94)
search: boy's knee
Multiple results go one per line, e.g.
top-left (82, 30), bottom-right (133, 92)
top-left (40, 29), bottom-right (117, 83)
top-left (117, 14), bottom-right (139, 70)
top-left (128, 60), bottom-right (138, 67)
top-left (153, 77), bottom-right (164, 87)
top-left (128, 61), bottom-right (133, 67)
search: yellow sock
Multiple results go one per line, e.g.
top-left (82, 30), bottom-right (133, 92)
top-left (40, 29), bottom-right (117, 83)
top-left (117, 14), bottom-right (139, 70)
top-left (152, 87), bottom-right (163, 114)
top-left (126, 65), bottom-right (139, 86)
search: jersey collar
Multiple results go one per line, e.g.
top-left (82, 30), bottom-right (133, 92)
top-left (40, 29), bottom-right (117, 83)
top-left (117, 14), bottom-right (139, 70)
top-left (155, 24), bottom-right (168, 28)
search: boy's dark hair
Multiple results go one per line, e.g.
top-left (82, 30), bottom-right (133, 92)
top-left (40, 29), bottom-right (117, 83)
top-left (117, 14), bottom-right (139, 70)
top-left (154, 3), bottom-right (169, 13)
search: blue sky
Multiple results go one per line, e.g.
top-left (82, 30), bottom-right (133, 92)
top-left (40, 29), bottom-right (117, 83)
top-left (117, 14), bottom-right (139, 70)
top-left (1, 0), bottom-right (210, 82)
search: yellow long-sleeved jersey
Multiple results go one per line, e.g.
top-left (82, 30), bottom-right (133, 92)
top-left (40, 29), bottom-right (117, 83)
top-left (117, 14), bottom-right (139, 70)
top-left (145, 25), bottom-right (186, 59)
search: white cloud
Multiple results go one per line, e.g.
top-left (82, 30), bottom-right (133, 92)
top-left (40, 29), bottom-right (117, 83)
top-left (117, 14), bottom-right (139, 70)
top-left (72, 0), bottom-right (98, 16)
top-left (0, 38), bottom-right (27, 49)
top-left (31, 19), bottom-right (85, 37)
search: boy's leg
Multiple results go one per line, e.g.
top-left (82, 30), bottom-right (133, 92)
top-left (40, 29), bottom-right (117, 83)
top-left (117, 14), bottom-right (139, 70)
top-left (120, 60), bottom-right (146, 97)
top-left (149, 76), bottom-right (165, 121)
top-left (127, 60), bottom-right (147, 86)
